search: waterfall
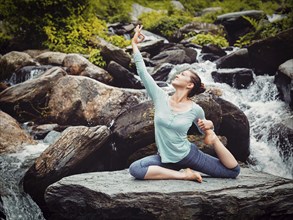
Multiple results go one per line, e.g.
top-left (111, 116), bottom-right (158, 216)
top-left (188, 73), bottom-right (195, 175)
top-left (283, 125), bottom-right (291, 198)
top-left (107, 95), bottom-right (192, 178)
top-left (0, 143), bottom-right (48, 219)
top-left (176, 60), bottom-right (293, 179)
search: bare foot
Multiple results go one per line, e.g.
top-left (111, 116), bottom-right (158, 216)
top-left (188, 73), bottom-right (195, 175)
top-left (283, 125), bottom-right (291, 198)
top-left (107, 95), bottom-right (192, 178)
top-left (204, 129), bottom-right (217, 145)
top-left (183, 168), bottom-right (202, 183)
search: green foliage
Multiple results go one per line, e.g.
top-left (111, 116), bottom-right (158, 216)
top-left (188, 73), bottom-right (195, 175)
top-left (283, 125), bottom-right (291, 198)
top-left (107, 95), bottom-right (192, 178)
top-left (190, 33), bottom-right (229, 47)
top-left (179, 0), bottom-right (213, 13)
top-left (88, 0), bottom-right (132, 23)
top-left (88, 49), bottom-right (105, 66)
top-left (0, 0), bottom-right (89, 49)
top-left (139, 10), bottom-right (193, 39)
top-left (234, 12), bottom-right (293, 47)
top-left (44, 14), bottom-right (107, 67)
top-left (106, 35), bottom-right (131, 48)
top-left (135, 0), bottom-right (171, 10)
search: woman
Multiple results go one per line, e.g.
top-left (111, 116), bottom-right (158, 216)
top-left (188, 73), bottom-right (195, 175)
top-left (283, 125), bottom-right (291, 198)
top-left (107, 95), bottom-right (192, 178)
top-left (129, 25), bottom-right (240, 182)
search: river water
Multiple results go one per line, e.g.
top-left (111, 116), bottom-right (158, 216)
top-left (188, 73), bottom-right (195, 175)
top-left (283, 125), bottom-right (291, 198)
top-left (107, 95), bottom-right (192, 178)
top-left (1, 48), bottom-right (292, 219)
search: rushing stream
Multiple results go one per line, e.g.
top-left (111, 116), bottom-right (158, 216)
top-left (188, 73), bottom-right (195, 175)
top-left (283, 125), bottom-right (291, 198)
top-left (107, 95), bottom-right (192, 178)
top-left (0, 143), bottom-right (48, 220)
top-left (0, 47), bottom-right (292, 219)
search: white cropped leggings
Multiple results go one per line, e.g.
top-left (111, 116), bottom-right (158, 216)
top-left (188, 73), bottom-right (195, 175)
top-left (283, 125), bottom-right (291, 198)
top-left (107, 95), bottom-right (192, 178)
top-left (129, 143), bottom-right (240, 179)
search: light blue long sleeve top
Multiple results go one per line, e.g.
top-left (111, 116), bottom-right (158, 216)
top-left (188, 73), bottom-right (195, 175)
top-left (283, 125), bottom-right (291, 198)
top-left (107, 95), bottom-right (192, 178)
top-left (133, 51), bottom-right (206, 163)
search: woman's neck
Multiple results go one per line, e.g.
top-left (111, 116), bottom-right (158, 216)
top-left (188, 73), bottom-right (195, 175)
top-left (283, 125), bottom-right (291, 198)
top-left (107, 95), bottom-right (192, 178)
top-left (171, 91), bottom-right (189, 103)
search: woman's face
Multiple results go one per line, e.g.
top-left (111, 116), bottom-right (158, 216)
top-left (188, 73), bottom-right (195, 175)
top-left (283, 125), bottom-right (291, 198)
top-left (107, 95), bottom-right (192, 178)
top-left (171, 70), bottom-right (194, 88)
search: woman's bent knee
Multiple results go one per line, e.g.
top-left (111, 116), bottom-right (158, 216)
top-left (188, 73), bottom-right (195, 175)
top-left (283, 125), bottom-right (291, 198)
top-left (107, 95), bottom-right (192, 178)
top-left (231, 164), bottom-right (240, 178)
top-left (129, 160), bottom-right (147, 180)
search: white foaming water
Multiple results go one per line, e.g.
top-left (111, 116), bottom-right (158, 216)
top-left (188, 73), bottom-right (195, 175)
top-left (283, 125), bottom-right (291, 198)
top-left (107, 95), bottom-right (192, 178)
top-left (8, 141), bottom-right (49, 168)
top-left (1, 142), bottom-right (49, 220)
top-left (169, 61), bottom-right (293, 179)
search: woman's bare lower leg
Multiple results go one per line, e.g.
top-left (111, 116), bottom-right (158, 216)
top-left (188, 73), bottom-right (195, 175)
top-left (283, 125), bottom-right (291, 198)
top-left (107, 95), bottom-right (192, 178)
top-left (144, 165), bottom-right (202, 183)
top-left (204, 129), bottom-right (238, 169)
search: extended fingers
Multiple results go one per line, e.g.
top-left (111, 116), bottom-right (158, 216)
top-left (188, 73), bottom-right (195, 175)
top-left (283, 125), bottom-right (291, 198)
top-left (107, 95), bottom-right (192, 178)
top-left (135, 24), bottom-right (143, 33)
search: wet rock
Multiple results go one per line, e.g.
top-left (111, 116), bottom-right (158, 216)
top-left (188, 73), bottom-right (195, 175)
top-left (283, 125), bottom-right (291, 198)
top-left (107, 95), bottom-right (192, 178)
top-left (30, 123), bottom-right (61, 140)
top-left (107, 60), bottom-right (143, 89)
top-left (9, 65), bottom-right (54, 84)
top-left (178, 22), bottom-right (223, 38)
top-left (215, 48), bottom-right (251, 69)
top-left (126, 38), bottom-right (165, 57)
top-left (248, 28), bottom-right (293, 75)
top-left (63, 53), bottom-right (113, 84)
top-left (96, 37), bottom-right (132, 69)
top-left (107, 23), bottom-right (135, 35)
top-left (0, 111), bottom-right (36, 154)
top-left (214, 98), bottom-right (250, 162)
top-left (45, 168), bottom-right (293, 220)
top-left (152, 47), bottom-right (197, 66)
top-left (24, 125), bottom-right (110, 211)
top-left (35, 52), bottom-right (66, 66)
top-left (274, 59), bottom-right (293, 109)
top-left (215, 10), bottom-right (266, 45)
top-left (202, 44), bottom-right (227, 57)
top-left (112, 101), bottom-right (155, 167)
top-left (151, 63), bottom-right (174, 81)
top-left (268, 119), bottom-right (293, 163)
top-left (0, 67), bottom-right (67, 122)
top-left (0, 51), bottom-right (36, 80)
top-left (23, 49), bottom-right (50, 59)
top-left (47, 75), bottom-right (146, 126)
top-left (200, 53), bottom-right (220, 62)
top-left (211, 68), bottom-right (254, 89)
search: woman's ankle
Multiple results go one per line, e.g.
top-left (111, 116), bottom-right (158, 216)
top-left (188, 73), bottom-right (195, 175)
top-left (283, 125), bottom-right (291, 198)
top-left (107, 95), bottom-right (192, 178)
top-left (204, 129), bottom-right (218, 145)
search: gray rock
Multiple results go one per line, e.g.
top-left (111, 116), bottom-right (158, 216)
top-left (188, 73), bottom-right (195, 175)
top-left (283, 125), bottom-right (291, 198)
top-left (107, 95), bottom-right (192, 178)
top-left (274, 59), bottom-right (293, 109)
top-left (47, 75), bottom-right (146, 126)
top-left (97, 37), bottom-right (132, 69)
top-left (0, 51), bottom-right (36, 80)
top-left (215, 48), bottom-right (251, 69)
top-left (24, 125), bottom-right (111, 210)
top-left (171, 0), bottom-right (184, 11)
top-left (0, 67), bottom-right (67, 122)
top-left (107, 60), bottom-right (143, 89)
top-left (45, 168), bottom-right (293, 220)
top-left (214, 97), bottom-right (250, 162)
top-left (63, 53), bottom-right (113, 84)
top-left (151, 63), bottom-right (174, 81)
top-left (0, 111), bottom-right (36, 154)
top-left (215, 10), bottom-right (266, 45)
top-left (131, 3), bottom-right (155, 22)
top-left (35, 51), bottom-right (66, 66)
top-left (248, 28), bottom-right (293, 75)
top-left (211, 68), bottom-right (254, 89)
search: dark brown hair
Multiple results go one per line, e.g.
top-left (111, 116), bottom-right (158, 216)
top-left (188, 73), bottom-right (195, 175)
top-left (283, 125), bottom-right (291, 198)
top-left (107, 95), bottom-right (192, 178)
top-left (187, 69), bottom-right (206, 97)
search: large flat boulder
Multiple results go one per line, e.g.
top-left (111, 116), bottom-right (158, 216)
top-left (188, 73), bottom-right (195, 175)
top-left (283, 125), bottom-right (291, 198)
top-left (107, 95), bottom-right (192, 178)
top-left (45, 168), bottom-right (293, 220)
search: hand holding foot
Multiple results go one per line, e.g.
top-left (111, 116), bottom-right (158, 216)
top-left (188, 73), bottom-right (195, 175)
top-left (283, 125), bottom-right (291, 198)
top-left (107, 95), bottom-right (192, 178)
top-left (203, 129), bottom-right (217, 145)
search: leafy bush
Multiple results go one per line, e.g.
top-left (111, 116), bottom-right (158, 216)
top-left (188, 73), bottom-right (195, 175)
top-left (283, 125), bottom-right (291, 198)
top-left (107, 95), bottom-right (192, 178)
top-left (234, 12), bottom-right (293, 47)
top-left (44, 14), bottom-right (107, 67)
top-left (88, 0), bottom-right (132, 23)
top-left (139, 10), bottom-right (193, 39)
top-left (0, 0), bottom-right (89, 50)
top-left (190, 33), bottom-right (229, 47)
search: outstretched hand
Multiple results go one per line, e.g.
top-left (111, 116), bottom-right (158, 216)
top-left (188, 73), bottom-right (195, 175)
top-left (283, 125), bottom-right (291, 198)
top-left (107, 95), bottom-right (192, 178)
top-left (132, 25), bottom-right (145, 44)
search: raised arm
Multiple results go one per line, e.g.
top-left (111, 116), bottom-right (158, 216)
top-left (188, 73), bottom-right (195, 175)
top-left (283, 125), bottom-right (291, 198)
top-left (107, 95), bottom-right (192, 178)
top-left (132, 25), bottom-right (163, 101)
